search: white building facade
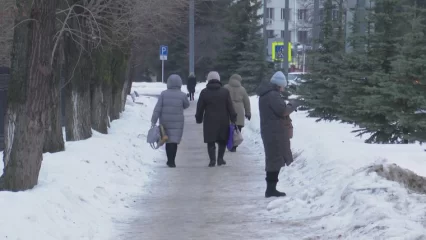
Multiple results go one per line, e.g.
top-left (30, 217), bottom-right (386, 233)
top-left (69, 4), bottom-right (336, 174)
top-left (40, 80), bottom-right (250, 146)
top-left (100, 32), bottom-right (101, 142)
top-left (259, 0), bottom-right (314, 65)
top-left (262, 0), bottom-right (312, 45)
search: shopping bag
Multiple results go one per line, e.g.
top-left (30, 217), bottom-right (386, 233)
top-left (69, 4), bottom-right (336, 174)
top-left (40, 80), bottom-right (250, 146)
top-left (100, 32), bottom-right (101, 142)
top-left (147, 125), bottom-right (168, 149)
top-left (233, 127), bottom-right (243, 146)
top-left (226, 124), bottom-right (235, 151)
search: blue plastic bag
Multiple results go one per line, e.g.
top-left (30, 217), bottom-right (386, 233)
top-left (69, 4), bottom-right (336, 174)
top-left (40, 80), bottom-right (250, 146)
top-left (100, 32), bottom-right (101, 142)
top-left (227, 124), bottom-right (235, 151)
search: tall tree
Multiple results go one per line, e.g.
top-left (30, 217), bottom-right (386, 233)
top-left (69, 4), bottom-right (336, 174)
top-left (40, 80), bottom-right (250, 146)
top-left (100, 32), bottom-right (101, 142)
top-left (351, 0), bottom-right (426, 143)
top-left (235, 0), bottom-right (272, 93)
top-left (298, 0), bottom-right (346, 121)
top-left (217, 0), bottom-right (272, 92)
top-left (0, 0), bottom-right (58, 191)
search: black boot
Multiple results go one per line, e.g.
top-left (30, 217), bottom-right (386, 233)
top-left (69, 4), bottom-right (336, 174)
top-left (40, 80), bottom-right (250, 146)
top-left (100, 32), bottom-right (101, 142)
top-left (217, 143), bottom-right (227, 166)
top-left (265, 171), bottom-right (286, 198)
top-left (207, 143), bottom-right (216, 167)
top-left (166, 143), bottom-right (177, 168)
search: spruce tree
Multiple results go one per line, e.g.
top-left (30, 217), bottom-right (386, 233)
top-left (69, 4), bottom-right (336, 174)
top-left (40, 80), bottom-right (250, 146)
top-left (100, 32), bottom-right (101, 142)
top-left (344, 0), bottom-right (409, 143)
top-left (217, 0), bottom-right (272, 93)
top-left (297, 0), bottom-right (346, 121)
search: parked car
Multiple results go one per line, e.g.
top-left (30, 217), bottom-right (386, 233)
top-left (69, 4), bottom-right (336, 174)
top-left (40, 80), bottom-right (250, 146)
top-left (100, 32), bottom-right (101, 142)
top-left (287, 72), bottom-right (307, 86)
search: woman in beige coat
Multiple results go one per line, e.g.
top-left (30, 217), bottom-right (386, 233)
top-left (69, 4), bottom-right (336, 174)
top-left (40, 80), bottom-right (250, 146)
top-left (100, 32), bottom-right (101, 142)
top-left (224, 74), bottom-right (251, 152)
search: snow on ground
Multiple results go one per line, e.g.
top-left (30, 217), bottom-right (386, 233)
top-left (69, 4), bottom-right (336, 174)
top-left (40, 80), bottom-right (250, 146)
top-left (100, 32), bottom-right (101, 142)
top-left (3, 80), bottom-right (424, 240)
top-left (0, 95), bottom-right (161, 240)
top-left (245, 95), bottom-right (426, 239)
top-left (131, 81), bottom-right (206, 101)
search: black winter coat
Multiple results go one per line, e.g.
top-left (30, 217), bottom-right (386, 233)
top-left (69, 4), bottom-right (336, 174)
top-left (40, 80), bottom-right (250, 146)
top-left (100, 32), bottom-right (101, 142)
top-left (257, 81), bottom-right (297, 171)
top-left (195, 80), bottom-right (237, 143)
top-left (187, 76), bottom-right (196, 93)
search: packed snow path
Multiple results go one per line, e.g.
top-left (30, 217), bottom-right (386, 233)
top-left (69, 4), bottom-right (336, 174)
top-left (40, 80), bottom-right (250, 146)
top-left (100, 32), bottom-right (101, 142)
top-left (117, 100), bottom-right (293, 240)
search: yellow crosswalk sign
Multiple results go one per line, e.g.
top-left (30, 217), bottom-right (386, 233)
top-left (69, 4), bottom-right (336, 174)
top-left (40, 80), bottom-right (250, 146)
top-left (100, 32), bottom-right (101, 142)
top-left (272, 42), bottom-right (292, 62)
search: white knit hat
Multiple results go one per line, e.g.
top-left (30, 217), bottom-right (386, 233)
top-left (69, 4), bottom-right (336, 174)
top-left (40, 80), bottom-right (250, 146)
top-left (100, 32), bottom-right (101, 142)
top-left (270, 71), bottom-right (288, 87)
top-left (206, 71), bottom-right (220, 81)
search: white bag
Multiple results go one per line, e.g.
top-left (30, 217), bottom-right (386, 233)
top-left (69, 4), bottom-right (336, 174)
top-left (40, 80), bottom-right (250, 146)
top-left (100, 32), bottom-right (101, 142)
top-left (233, 127), bottom-right (243, 146)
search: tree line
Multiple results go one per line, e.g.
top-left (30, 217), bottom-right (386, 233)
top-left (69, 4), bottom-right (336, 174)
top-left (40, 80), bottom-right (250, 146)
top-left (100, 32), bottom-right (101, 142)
top-left (150, 0), bottom-right (273, 93)
top-left (0, 0), bottom-right (188, 191)
top-left (299, 0), bottom-right (426, 144)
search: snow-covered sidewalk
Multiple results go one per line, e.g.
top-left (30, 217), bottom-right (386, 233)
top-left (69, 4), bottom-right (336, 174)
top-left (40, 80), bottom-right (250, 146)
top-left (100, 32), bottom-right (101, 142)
top-left (0, 94), bottom-right (160, 240)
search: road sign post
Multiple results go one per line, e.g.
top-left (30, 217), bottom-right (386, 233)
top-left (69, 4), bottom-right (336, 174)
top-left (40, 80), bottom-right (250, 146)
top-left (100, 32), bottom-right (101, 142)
top-left (160, 45), bottom-right (168, 83)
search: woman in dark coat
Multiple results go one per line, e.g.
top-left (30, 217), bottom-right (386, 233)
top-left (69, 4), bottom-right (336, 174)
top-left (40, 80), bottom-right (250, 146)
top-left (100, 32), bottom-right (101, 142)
top-left (187, 73), bottom-right (197, 101)
top-left (195, 71), bottom-right (237, 167)
top-left (256, 71), bottom-right (302, 198)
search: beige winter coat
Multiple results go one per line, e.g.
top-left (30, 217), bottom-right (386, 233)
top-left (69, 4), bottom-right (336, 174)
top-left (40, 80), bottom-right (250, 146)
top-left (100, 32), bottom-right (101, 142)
top-left (224, 74), bottom-right (251, 126)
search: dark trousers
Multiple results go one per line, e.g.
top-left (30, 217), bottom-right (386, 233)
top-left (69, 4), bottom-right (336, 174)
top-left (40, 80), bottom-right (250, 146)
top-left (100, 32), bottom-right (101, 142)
top-left (207, 141), bottom-right (226, 160)
top-left (265, 171), bottom-right (280, 183)
top-left (189, 92), bottom-right (195, 101)
top-left (165, 143), bottom-right (178, 163)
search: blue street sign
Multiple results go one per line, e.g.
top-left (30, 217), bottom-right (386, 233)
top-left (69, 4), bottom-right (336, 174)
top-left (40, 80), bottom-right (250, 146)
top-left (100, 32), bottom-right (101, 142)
top-left (160, 45), bottom-right (168, 61)
top-left (160, 45), bottom-right (168, 56)
top-left (275, 45), bottom-right (285, 59)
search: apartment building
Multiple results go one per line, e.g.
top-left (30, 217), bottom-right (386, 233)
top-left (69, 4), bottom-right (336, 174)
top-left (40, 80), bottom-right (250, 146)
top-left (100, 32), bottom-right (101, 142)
top-left (262, 0), bottom-right (311, 44)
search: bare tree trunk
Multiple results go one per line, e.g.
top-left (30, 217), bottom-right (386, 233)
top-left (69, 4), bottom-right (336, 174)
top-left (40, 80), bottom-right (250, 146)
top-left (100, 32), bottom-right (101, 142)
top-left (104, 82), bottom-right (112, 128)
top-left (0, 0), bottom-right (57, 191)
top-left (43, 45), bottom-right (65, 153)
top-left (43, 87), bottom-right (65, 152)
top-left (111, 87), bottom-right (122, 121)
top-left (90, 81), bottom-right (110, 134)
top-left (63, 5), bottom-right (92, 141)
top-left (120, 56), bottom-right (133, 112)
top-left (110, 50), bottom-right (128, 121)
top-left (64, 69), bottom-right (92, 141)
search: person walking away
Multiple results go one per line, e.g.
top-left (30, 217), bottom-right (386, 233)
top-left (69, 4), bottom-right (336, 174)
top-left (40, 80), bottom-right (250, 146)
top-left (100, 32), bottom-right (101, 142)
top-left (224, 74), bottom-right (251, 152)
top-left (151, 74), bottom-right (190, 168)
top-left (256, 71), bottom-right (302, 197)
top-left (195, 71), bottom-right (237, 167)
top-left (187, 73), bottom-right (197, 101)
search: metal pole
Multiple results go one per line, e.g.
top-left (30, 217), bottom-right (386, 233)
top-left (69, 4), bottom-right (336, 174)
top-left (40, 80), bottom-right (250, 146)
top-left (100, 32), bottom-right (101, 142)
top-left (189, 0), bottom-right (195, 74)
top-left (283, 0), bottom-right (289, 80)
top-left (313, 0), bottom-right (320, 50)
top-left (303, 47), bottom-right (306, 73)
top-left (263, 0), bottom-right (268, 57)
top-left (162, 60), bottom-right (164, 83)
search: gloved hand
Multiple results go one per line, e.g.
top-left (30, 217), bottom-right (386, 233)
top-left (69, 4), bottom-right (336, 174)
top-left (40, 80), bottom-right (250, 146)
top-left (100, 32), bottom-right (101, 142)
top-left (151, 123), bottom-right (156, 128)
top-left (245, 114), bottom-right (251, 121)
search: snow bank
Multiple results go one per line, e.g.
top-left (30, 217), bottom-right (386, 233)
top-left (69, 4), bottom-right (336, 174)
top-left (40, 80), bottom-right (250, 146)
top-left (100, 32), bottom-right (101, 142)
top-left (370, 164), bottom-right (426, 194)
top-left (0, 95), bottom-right (161, 240)
top-left (245, 95), bottom-right (426, 239)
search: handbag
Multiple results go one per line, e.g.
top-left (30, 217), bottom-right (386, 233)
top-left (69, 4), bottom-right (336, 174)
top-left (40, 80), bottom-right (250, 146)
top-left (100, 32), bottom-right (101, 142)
top-left (226, 124), bottom-right (244, 151)
top-left (147, 125), bottom-right (168, 149)
top-left (233, 126), bottom-right (243, 146)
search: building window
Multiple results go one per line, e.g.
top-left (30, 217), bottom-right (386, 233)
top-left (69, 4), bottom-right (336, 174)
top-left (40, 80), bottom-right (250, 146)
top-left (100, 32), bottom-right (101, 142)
top-left (298, 9), bottom-right (308, 20)
top-left (281, 8), bottom-right (291, 20)
top-left (332, 9), bottom-right (339, 21)
top-left (319, 8), bottom-right (339, 21)
top-left (267, 8), bottom-right (274, 20)
top-left (281, 30), bottom-right (291, 41)
top-left (298, 30), bottom-right (308, 44)
top-left (267, 30), bottom-right (275, 38)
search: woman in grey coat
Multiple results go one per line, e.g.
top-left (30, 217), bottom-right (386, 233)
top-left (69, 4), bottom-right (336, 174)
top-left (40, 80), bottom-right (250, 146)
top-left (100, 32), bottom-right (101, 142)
top-left (151, 74), bottom-right (190, 168)
top-left (256, 71), bottom-right (302, 197)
